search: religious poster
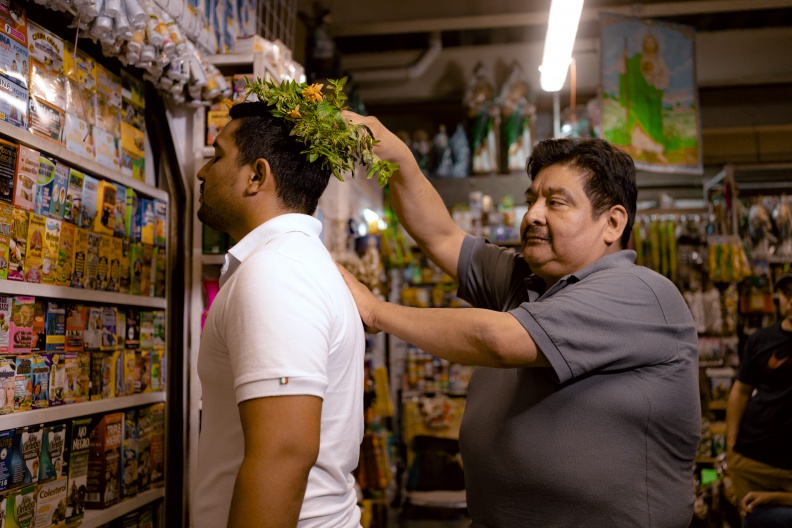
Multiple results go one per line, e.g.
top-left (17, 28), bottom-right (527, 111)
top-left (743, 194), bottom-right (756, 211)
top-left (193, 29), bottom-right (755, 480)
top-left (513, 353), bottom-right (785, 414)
top-left (600, 14), bottom-right (702, 174)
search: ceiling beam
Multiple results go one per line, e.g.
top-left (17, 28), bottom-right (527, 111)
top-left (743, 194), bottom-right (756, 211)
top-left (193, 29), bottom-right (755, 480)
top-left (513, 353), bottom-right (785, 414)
top-left (335, 0), bottom-right (792, 37)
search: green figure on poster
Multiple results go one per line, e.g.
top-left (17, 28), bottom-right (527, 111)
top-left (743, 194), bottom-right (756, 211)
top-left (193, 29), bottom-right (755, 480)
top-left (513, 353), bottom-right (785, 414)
top-left (619, 33), bottom-right (669, 162)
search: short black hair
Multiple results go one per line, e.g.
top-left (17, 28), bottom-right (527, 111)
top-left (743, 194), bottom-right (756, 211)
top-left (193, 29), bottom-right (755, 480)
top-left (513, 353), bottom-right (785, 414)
top-left (526, 137), bottom-right (637, 248)
top-left (228, 102), bottom-right (331, 215)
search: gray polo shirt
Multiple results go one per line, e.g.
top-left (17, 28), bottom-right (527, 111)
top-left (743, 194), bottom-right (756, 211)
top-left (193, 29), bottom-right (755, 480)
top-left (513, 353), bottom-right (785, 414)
top-left (457, 236), bottom-right (700, 528)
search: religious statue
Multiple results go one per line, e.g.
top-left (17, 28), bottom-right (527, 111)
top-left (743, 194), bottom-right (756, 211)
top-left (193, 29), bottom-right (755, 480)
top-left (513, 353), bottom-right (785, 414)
top-left (464, 63), bottom-right (499, 174)
top-left (499, 62), bottom-right (536, 172)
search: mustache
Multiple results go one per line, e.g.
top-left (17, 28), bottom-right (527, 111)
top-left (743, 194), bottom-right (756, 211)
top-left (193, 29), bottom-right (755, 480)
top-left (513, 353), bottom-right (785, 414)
top-left (522, 226), bottom-right (550, 240)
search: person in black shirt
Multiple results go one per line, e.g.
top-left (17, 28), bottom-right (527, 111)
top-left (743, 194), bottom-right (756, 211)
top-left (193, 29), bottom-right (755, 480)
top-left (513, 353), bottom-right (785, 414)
top-left (726, 272), bottom-right (792, 520)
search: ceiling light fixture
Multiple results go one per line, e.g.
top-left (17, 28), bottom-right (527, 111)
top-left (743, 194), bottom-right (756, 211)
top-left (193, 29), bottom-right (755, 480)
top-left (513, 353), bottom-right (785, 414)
top-left (539, 0), bottom-right (585, 92)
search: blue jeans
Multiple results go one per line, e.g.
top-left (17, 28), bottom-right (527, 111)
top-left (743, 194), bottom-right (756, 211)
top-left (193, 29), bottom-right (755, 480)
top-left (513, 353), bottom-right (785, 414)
top-left (743, 505), bottom-right (792, 528)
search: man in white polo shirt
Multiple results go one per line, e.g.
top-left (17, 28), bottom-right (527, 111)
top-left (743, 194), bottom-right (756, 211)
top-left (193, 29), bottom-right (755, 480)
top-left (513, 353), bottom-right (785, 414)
top-left (192, 95), bottom-right (367, 527)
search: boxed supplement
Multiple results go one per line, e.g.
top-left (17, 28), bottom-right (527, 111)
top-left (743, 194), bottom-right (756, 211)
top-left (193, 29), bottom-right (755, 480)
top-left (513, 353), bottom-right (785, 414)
top-left (86, 411), bottom-right (123, 509)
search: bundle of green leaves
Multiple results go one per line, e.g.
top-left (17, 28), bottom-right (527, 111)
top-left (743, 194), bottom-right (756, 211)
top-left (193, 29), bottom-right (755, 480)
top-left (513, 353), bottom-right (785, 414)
top-left (244, 77), bottom-right (399, 187)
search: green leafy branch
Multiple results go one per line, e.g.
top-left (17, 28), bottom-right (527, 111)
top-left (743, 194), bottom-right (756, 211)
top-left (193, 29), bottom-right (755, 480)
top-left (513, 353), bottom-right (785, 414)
top-left (244, 77), bottom-right (399, 187)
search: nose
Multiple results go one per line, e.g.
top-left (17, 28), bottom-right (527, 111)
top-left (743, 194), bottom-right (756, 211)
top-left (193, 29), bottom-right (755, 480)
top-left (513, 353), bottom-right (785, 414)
top-left (523, 200), bottom-right (546, 226)
top-left (197, 160), bottom-right (209, 182)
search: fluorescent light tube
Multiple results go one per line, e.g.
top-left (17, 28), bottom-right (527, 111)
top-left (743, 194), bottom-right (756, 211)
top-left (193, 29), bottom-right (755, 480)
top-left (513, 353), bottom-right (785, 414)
top-left (539, 0), bottom-right (585, 92)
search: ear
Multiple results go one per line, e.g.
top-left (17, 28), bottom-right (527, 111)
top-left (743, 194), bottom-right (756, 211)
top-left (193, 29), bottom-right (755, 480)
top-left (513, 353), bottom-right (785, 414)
top-left (603, 204), bottom-right (628, 246)
top-left (245, 158), bottom-right (274, 195)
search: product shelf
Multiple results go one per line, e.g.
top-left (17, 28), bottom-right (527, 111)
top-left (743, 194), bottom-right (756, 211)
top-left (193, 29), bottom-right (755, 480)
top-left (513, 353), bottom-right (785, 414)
top-left (0, 392), bottom-right (166, 430)
top-left (0, 281), bottom-right (166, 309)
top-left (0, 120), bottom-right (168, 203)
top-left (79, 488), bottom-right (165, 528)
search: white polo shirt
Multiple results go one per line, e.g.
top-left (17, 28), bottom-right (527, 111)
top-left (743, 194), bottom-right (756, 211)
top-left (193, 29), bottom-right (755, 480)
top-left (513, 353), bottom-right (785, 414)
top-left (194, 214), bottom-right (364, 528)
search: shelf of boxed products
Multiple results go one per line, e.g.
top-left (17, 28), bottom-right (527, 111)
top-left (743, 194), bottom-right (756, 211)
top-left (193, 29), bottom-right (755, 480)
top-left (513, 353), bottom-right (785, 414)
top-left (80, 488), bottom-right (165, 528)
top-left (0, 121), bottom-right (168, 204)
top-left (0, 281), bottom-right (167, 309)
top-left (0, 392), bottom-right (165, 431)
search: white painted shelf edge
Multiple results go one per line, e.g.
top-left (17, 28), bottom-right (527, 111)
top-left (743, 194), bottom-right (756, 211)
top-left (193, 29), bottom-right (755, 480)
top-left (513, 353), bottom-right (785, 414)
top-left (0, 281), bottom-right (167, 309)
top-left (79, 488), bottom-right (165, 528)
top-left (0, 120), bottom-right (168, 202)
top-left (0, 392), bottom-right (166, 429)
top-left (205, 54), bottom-right (254, 66)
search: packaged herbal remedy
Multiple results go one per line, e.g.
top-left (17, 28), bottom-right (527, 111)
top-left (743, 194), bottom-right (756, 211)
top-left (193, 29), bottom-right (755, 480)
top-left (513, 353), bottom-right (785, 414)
top-left (84, 231), bottom-right (101, 290)
top-left (0, 294), bottom-right (11, 353)
top-left (138, 198), bottom-right (155, 245)
top-left (115, 308), bottom-right (126, 349)
top-left (96, 234), bottom-right (111, 291)
top-left (34, 475), bottom-right (68, 527)
top-left (89, 351), bottom-right (103, 401)
top-left (114, 183), bottom-right (126, 237)
top-left (66, 416), bottom-right (90, 524)
top-left (149, 349), bottom-right (162, 392)
top-left (122, 408), bottom-right (138, 498)
top-left (45, 301), bottom-right (65, 351)
top-left (137, 405), bottom-right (151, 491)
top-left (0, 357), bottom-right (15, 413)
top-left (63, 168), bottom-right (84, 224)
top-left (0, 137), bottom-right (18, 204)
top-left (62, 352), bottom-right (78, 404)
top-left (87, 411), bottom-right (124, 509)
top-left (139, 311), bottom-right (154, 349)
top-left (13, 146), bottom-right (39, 212)
top-left (11, 424), bottom-right (43, 487)
top-left (70, 227), bottom-right (88, 288)
top-left (13, 354), bottom-right (33, 411)
top-left (54, 221), bottom-right (75, 287)
top-left (48, 352), bottom-right (65, 406)
top-left (64, 303), bottom-right (86, 352)
top-left (94, 180), bottom-right (116, 235)
top-left (9, 206), bottom-right (29, 281)
top-left (34, 155), bottom-right (57, 215)
top-left (101, 306), bottom-right (117, 351)
top-left (24, 212), bottom-right (46, 283)
top-left (48, 161), bottom-right (70, 219)
top-left (125, 308), bottom-right (139, 349)
top-left (109, 236), bottom-right (122, 293)
top-left (149, 403), bottom-right (164, 486)
top-left (100, 350), bottom-right (123, 399)
top-left (6, 484), bottom-right (37, 528)
top-left (141, 244), bottom-right (153, 296)
top-left (123, 349), bottom-right (135, 395)
top-left (78, 174), bottom-right (98, 230)
top-left (125, 187), bottom-right (139, 240)
top-left (155, 199), bottom-right (166, 247)
top-left (138, 350), bottom-right (151, 393)
top-left (31, 353), bottom-right (51, 409)
top-left (11, 296), bottom-right (35, 353)
top-left (38, 422), bottom-right (66, 484)
top-left (119, 237), bottom-right (130, 293)
top-left (75, 351), bottom-right (90, 402)
top-left (128, 242), bottom-right (143, 295)
top-left (41, 216), bottom-right (61, 284)
top-left (30, 298), bottom-right (47, 353)
top-left (0, 428), bottom-right (13, 488)
top-left (0, 202), bottom-right (12, 280)
top-left (83, 307), bottom-right (102, 351)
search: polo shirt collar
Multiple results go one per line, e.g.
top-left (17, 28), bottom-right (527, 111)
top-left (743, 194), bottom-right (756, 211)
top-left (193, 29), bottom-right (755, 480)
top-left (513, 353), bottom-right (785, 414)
top-left (536, 250), bottom-right (637, 300)
top-left (220, 214), bottom-right (321, 286)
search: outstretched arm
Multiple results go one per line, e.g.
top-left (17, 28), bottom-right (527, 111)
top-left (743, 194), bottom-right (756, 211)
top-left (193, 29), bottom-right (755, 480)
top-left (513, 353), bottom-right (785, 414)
top-left (726, 379), bottom-right (754, 453)
top-left (336, 263), bottom-right (548, 368)
top-left (345, 111), bottom-right (467, 282)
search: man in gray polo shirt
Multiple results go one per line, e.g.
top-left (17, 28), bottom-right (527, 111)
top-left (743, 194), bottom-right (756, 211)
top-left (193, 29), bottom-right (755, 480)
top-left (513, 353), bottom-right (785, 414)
top-left (337, 112), bottom-right (700, 527)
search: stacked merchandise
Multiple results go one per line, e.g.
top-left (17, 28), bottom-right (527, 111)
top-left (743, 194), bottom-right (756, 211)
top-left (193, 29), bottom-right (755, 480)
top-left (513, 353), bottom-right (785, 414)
top-left (120, 73), bottom-right (145, 181)
top-left (0, 296), bottom-right (166, 414)
top-left (27, 22), bottom-right (66, 145)
top-left (0, 135), bottom-right (167, 296)
top-left (205, 72), bottom-right (254, 146)
top-left (0, 403), bottom-right (165, 526)
top-left (93, 64), bottom-right (123, 172)
top-left (0, 4), bottom-right (29, 131)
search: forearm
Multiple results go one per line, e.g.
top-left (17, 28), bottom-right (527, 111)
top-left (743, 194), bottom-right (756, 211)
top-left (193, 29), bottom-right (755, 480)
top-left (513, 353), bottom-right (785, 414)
top-left (373, 302), bottom-right (546, 368)
top-left (726, 383), bottom-right (751, 452)
top-left (764, 492), bottom-right (792, 507)
top-left (388, 164), bottom-right (465, 279)
top-left (228, 454), bottom-right (312, 527)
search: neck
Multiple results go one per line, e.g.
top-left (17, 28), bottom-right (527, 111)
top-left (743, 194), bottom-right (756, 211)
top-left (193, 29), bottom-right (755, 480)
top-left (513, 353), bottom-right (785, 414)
top-left (230, 202), bottom-right (292, 242)
top-left (782, 318), bottom-right (792, 332)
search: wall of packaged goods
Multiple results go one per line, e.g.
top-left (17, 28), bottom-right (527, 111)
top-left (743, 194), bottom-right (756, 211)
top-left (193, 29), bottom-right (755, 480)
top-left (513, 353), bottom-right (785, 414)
top-left (0, 2), bottom-right (172, 527)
